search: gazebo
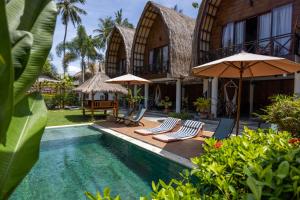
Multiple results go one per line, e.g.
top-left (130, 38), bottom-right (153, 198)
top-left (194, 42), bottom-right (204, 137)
top-left (74, 72), bottom-right (128, 119)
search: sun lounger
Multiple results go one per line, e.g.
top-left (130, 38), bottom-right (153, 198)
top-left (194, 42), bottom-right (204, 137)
top-left (134, 117), bottom-right (181, 135)
top-left (125, 108), bottom-right (147, 126)
top-left (116, 108), bottom-right (134, 123)
top-left (212, 118), bottom-right (235, 139)
top-left (153, 120), bottom-right (204, 142)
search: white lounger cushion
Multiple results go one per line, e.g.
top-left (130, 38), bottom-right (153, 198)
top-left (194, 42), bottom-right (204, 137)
top-left (153, 120), bottom-right (204, 142)
top-left (135, 117), bottom-right (180, 135)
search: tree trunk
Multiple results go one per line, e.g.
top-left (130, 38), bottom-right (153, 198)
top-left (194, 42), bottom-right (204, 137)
top-left (63, 21), bottom-right (68, 77)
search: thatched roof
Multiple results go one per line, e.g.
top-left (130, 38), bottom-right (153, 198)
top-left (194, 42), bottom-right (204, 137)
top-left (105, 25), bottom-right (135, 75)
top-left (192, 0), bottom-right (222, 67)
top-left (131, 1), bottom-right (195, 78)
top-left (73, 72), bottom-right (128, 94)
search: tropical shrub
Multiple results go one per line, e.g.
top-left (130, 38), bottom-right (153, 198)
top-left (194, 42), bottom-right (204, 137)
top-left (168, 112), bottom-right (193, 120)
top-left (86, 129), bottom-right (300, 199)
top-left (126, 88), bottom-right (143, 110)
top-left (259, 95), bottom-right (300, 137)
top-left (193, 97), bottom-right (210, 113)
top-left (85, 188), bottom-right (121, 200)
top-left (0, 0), bottom-right (56, 198)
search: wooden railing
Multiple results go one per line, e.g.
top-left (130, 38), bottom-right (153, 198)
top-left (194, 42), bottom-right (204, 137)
top-left (134, 61), bottom-right (169, 76)
top-left (199, 33), bottom-right (299, 64)
top-left (84, 100), bottom-right (115, 109)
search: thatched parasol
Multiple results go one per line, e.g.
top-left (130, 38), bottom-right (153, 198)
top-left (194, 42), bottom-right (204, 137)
top-left (192, 52), bottom-right (300, 135)
top-left (74, 72), bottom-right (128, 94)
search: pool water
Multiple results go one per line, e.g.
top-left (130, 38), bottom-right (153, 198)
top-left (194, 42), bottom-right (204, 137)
top-left (10, 126), bottom-right (187, 200)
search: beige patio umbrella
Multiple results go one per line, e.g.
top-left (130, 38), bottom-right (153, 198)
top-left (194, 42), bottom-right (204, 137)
top-left (192, 51), bottom-right (300, 135)
top-left (105, 73), bottom-right (151, 85)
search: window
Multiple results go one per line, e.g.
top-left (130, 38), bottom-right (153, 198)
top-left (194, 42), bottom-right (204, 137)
top-left (235, 21), bottom-right (245, 51)
top-left (272, 4), bottom-right (292, 55)
top-left (118, 59), bottom-right (126, 75)
top-left (222, 23), bottom-right (234, 47)
top-left (148, 45), bottom-right (169, 73)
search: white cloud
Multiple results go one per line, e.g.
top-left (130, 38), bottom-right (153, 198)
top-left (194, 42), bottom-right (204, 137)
top-left (68, 65), bottom-right (81, 76)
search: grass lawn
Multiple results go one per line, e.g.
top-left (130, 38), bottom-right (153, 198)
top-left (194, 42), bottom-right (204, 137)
top-left (47, 109), bottom-right (105, 127)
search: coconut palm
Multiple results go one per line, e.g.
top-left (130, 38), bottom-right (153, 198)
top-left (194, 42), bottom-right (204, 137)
top-left (94, 9), bottom-right (134, 50)
top-left (57, 0), bottom-right (87, 76)
top-left (56, 25), bottom-right (100, 83)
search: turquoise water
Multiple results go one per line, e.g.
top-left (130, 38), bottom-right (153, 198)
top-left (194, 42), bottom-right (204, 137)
top-left (10, 126), bottom-right (186, 200)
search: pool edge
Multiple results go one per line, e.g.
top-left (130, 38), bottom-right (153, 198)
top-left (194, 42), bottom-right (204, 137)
top-left (46, 123), bottom-right (94, 129)
top-left (92, 124), bottom-right (196, 169)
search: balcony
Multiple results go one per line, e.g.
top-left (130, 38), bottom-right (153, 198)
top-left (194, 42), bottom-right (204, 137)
top-left (134, 61), bottom-right (170, 78)
top-left (199, 33), bottom-right (300, 65)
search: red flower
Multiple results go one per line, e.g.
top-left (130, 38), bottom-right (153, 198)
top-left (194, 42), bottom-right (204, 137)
top-left (214, 141), bottom-right (223, 149)
top-left (289, 138), bottom-right (300, 144)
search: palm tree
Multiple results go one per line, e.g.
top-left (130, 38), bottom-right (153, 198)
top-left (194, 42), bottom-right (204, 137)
top-left (56, 25), bottom-right (100, 83)
top-left (93, 16), bottom-right (114, 49)
top-left (94, 9), bottom-right (134, 50)
top-left (57, 0), bottom-right (87, 76)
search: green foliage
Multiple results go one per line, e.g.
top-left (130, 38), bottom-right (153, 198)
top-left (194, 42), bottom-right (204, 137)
top-left (85, 188), bottom-right (121, 200)
top-left (126, 88), bottom-right (144, 109)
top-left (159, 96), bottom-right (172, 110)
top-left (258, 95), bottom-right (300, 136)
top-left (168, 112), bottom-right (193, 120)
top-left (85, 129), bottom-right (300, 200)
top-left (0, 0), bottom-right (56, 198)
top-left (0, 93), bottom-right (47, 198)
top-left (41, 55), bottom-right (58, 79)
top-left (193, 97), bottom-right (210, 113)
top-left (192, 2), bottom-right (199, 9)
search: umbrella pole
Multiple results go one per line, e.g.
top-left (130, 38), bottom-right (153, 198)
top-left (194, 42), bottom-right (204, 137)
top-left (236, 68), bottom-right (243, 136)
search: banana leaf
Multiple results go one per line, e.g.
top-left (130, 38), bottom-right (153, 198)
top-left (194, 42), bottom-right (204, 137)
top-left (0, 93), bottom-right (47, 199)
top-left (6, 0), bottom-right (57, 104)
top-left (0, 0), bottom-right (14, 144)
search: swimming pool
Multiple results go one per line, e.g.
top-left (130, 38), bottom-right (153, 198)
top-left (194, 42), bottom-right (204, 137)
top-left (10, 125), bottom-right (187, 200)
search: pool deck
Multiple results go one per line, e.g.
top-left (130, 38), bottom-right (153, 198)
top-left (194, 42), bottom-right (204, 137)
top-left (96, 118), bottom-right (214, 160)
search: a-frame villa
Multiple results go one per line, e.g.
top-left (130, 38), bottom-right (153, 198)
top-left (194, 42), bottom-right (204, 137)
top-left (193, 0), bottom-right (300, 118)
top-left (105, 25), bottom-right (135, 78)
top-left (131, 1), bottom-right (198, 113)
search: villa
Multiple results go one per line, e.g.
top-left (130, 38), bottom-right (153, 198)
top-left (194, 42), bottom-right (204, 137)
top-left (105, 0), bottom-right (300, 120)
top-left (193, 0), bottom-right (300, 117)
top-left (105, 25), bottom-right (135, 78)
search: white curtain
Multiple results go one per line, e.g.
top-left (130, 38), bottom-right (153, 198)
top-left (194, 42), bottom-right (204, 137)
top-left (149, 50), bottom-right (154, 71)
top-left (259, 13), bottom-right (272, 52)
top-left (235, 21), bottom-right (245, 51)
top-left (162, 46), bottom-right (168, 72)
top-left (272, 4), bottom-right (292, 55)
top-left (222, 23), bottom-right (234, 47)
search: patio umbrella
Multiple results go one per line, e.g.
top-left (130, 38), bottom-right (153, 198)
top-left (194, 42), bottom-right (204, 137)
top-left (105, 74), bottom-right (151, 85)
top-left (192, 51), bottom-right (300, 135)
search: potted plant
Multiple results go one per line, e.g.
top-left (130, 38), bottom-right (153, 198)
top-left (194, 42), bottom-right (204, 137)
top-left (159, 96), bottom-right (172, 113)
top-left (193, 97), bottom-right (211, 119)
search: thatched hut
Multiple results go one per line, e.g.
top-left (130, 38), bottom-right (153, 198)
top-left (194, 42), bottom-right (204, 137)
top-left (74, 72), bottom-right (127, 118)
top-left (192, 0), bottom-right (300, 118)
top-left (105, 25), bottom-right (135, 78)
top-left (131, 1), bottom-right (199, 113)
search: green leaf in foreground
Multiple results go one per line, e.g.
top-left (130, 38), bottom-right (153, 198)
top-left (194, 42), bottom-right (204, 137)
top-left (0, 0), bottom-right (14, 144)
top-left (0, 93), bottom-right (47, 198)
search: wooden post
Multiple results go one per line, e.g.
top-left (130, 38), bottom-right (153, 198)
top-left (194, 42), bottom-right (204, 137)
top-left (114, 93), bottom-right (119, 118)
top-left (236, 63), bottom-right (244, 136)
top-left (82, 93), bottom-right (85, 116)
top-left (91, 92), bottom-right (95, 121)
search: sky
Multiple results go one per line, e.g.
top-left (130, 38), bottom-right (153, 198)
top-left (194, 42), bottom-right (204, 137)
top-left (52, 0), bottom-right (200, 75)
